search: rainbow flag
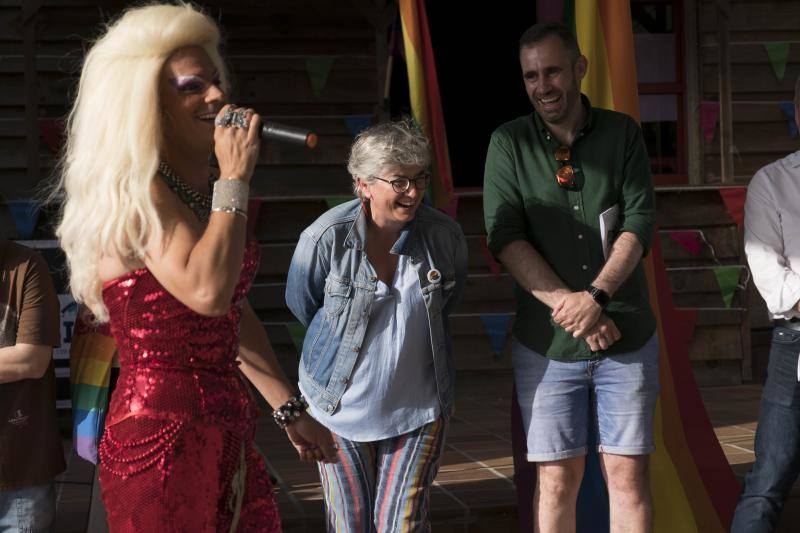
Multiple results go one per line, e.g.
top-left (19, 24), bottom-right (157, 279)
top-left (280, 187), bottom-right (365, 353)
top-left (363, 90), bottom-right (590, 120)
top-left (70, 310), bottom-right (116, 464)
top-left (509, 1), bottom-right (742, 531)
top-left (398, 0), bottom-right (457, 217)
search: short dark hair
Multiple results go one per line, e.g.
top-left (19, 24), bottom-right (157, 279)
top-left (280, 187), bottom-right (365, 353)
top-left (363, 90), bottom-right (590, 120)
top-left (519, 22), bottom-right (581, 63)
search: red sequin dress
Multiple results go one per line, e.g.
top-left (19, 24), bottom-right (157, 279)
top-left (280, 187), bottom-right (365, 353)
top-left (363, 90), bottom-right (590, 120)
top-left (98, 241), bottom-right (281, 532)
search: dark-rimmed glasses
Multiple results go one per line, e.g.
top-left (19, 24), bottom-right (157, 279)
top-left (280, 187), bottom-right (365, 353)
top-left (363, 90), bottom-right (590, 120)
top-left (373, 172), bottom-right (431, 193)
top-left (554, 146), bottom-right (577, 189)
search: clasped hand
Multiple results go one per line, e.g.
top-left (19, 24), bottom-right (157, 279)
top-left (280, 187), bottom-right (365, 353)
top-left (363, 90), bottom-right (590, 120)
top-left (552, 291), bottom-right (621, 351)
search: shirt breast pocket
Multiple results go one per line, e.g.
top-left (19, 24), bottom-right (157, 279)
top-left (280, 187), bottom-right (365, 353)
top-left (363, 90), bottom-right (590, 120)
top-left (323, 276), bottom-right (352, 317)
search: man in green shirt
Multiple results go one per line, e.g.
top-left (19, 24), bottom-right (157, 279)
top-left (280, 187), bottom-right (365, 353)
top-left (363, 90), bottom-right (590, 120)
top-left (483, 22), bottom-right (658, 533)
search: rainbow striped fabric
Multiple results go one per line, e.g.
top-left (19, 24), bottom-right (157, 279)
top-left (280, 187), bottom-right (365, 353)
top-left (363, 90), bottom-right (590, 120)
top-left (398, 0), bottom-right (457, 217)
top-left (69, 310), bottom-right (116, 464)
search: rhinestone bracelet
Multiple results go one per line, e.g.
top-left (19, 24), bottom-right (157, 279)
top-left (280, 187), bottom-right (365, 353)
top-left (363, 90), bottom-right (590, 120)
top-left (211, 177), bottom-right (249, 214)
top-left (272, 394), bottom-right (309, 429)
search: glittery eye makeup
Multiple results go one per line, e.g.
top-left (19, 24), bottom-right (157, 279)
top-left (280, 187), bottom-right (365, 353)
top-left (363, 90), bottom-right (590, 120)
top-left (169, 74), bottom-right (221, 94)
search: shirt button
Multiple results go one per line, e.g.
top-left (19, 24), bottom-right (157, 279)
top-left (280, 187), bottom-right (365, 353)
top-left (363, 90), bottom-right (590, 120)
top-left (326, 405), bottom-right (334, 412)
top-left (573, 205), bottom-right (580, 211)
top-left (352, 346), bottom-right (360, 352)
top-left (340, 377), bottom-right (348, 384)
top-left (582, 265), bottom-right (588, 271)
top-left (577, 234), bottom-right (583, 240)
top-left (370, 276), bottom-right (377, 282)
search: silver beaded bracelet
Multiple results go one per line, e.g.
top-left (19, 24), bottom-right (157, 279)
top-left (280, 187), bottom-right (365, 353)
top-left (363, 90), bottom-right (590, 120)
top-left (211, 178), bottom-right (249, 215)
top-left (211, 206), bottom-right (248, 219)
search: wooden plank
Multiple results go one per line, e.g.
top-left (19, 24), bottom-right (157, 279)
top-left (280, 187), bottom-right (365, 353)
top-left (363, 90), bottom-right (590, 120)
top-left (716, 1), bottom-right (734, 184)
top-left (702, 43), bottom-right (800, 65)
top-left (654, 189), bottom-right (735, 227)
top-left (688, 324), bottom-right (743, 361)
top-left (685, 0), bottom-right (703, 185)
top-left (699, 1), bottom-right (800, 32)
top-left (704, 121), bottom-right (799, 154)
top-left (691, 360), bottom-right (742, 386)
top-left (23, 1), bottom-right (42, 193)
top-left (703, 64), bottom-right (800, 95)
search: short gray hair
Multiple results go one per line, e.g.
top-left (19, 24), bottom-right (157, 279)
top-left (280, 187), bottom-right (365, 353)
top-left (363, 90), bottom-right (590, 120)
top-left (346, 119), bottom-right (431, 195)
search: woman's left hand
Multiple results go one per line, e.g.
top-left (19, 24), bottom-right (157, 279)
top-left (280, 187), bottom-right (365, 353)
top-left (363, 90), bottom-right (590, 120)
top-left (285, 413), bottom-right (339, 464)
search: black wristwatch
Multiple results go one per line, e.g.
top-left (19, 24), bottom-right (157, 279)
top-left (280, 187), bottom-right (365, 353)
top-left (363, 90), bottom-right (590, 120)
top-left (587, 285), bottom-right (610, 309)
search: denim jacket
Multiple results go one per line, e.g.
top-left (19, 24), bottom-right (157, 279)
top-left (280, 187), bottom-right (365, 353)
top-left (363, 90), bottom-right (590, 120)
top-left (285, 199), bottom-right (468, 419)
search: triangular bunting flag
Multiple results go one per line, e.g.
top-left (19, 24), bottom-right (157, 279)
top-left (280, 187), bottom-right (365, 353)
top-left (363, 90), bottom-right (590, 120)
top-left (324, 197), bottom-right (352, 210)
top-left (344, 115), bottom-right (373, 138)
top-left (764, 42), bottom-right (790, 82)
top-left (699, 101), bottom-right (720, 143)
top-left (480, 314), bottom-right (511, 359)
top-left (286, 322), bottom-right (307, 354)
top-left (7, 201), bottom-right (40, 239)
top-left (480, 236), bottom-right (502, 277)
top-left (778, 102), bottom-right (798, 139)
top-left (304, 56), bottom-right (335, 99)
top-left (667, 230), bottom-right (703, 256)
top-left (719, 187), bottom-right (746, 228)
top-left (713, 266), bottom-right (741, 308)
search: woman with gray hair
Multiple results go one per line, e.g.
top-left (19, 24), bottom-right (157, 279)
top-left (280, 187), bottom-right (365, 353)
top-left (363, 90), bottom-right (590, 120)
top-left (286, 119), bottom-right (467, 531)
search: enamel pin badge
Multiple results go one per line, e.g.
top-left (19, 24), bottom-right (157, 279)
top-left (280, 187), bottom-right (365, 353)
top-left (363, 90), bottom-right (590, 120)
top-left (427, 268), bottom-right (441, 284)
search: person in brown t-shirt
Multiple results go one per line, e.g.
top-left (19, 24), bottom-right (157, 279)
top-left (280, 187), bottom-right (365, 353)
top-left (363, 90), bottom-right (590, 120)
top-left (0, 239), bottom-right (65, 530)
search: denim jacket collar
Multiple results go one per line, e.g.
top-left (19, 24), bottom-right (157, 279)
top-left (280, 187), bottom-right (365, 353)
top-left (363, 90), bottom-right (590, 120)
top-left (344, 203), bottom-right (422, 258)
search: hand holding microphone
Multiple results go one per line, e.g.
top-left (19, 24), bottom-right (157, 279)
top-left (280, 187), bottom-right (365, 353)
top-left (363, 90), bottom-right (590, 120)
top-left (213, 105), bottom-right (317, 182)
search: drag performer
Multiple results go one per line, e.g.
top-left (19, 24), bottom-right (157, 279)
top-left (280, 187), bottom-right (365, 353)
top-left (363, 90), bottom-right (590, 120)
top-left (56, 4), bottom-right (336, 531)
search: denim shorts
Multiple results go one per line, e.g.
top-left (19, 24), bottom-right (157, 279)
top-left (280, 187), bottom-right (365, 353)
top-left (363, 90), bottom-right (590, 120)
top-left (512, 333), bottom-right (660, 462)
top-left (0, 482), bottom-right (56, 532)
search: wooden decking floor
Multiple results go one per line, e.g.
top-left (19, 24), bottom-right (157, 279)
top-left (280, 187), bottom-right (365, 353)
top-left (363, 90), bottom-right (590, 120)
top-left (54, 382), bottom-right (796, 532)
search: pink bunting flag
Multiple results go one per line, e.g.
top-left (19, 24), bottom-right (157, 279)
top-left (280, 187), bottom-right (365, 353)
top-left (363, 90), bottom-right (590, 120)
top-left (700, 101), bottom-right (720, 143)
top-left (719, 188), bottom-right (746, 228)
top-left (668, 230), bottom-right (703, 256)
top-left (480, 236), bottom-right (502, 278)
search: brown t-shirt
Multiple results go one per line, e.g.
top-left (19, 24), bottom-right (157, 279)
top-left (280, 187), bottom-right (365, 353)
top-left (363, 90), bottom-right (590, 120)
top-left (0, 240), bottom-right (65, 490)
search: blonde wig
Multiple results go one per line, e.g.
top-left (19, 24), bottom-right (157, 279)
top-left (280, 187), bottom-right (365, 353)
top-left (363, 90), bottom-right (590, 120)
top-left (55, 2), bottom-right (229, 321)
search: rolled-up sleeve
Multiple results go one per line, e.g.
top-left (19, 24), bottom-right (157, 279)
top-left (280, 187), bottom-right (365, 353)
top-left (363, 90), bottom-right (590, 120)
top-left (744, 171), bottom-right (800, 316)
top-left (285, 229), bottom-right (330, 327)
top-left (483, 131), bottom-right (527, 259)
top-left (618, 118), bottom-right (655, 254)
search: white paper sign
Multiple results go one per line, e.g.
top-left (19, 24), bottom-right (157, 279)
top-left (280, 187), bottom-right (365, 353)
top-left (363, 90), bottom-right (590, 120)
top-left (599, 204), bottom-right (620, 261)
top-left (56, 294), bottom-right (77, 361)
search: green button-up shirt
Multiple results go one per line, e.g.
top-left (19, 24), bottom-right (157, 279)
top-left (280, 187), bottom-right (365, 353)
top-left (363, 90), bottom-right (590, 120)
top-left (483, 96), bottom-right (656, 360)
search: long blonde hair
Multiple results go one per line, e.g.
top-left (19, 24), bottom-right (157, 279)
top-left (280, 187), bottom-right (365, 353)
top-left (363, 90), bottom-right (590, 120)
top-left (55, 2), bottom-right (229, 322)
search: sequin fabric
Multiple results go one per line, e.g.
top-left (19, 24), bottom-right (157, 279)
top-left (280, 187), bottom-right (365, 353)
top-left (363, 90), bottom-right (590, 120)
top-left (98, 241), bottom-right (281, 532)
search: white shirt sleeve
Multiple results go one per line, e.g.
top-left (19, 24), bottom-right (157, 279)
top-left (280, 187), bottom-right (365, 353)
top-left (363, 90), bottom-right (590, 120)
top-left (744, 169), bottom-right (800, 317)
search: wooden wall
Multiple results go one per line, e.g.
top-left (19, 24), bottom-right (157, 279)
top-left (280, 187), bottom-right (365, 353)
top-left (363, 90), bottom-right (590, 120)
top-left (696, 0), bottom-right (800, 183)
top-left (692, 0), bottom-right (800, 382)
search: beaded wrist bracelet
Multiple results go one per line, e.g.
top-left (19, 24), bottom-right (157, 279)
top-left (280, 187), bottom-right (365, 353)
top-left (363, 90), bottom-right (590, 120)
top-left (272, 393), bottom-right (309, 429)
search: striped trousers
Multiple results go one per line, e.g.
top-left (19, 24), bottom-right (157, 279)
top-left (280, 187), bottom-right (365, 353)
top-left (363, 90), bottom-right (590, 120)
top-left (318, 417), bottom-right (447, 533)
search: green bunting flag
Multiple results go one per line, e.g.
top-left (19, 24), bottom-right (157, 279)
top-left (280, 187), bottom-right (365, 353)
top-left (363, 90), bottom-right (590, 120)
top-left (286, 322), bottom-right (307, 354)
top-left (713, 266), bottom-right (741, 308)
top-left (305, 56), bottom-right (335, 98)
top-left (764, 42), bottom-right (790, 82)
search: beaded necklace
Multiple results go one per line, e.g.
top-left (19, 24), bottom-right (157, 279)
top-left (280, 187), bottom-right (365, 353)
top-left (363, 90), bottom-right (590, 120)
top-left (157, 161), bottom-right (214, 223)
